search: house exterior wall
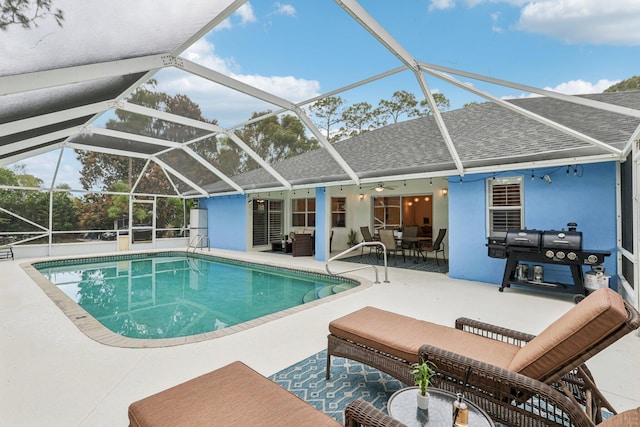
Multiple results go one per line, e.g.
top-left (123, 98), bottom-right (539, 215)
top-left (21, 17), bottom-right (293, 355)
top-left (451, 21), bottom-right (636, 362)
top-left (201, 195), bottom-right (247, 251)
top-left (448, 162), bottom-right (618, 287)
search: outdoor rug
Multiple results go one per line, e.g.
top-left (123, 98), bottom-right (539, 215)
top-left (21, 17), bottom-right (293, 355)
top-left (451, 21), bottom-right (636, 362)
top-left (270, 349), bottom-right (611, 426)
top-left (269, 349), bottom-right (404, 424)
top-left (337, 252), bottom-right (449, 274)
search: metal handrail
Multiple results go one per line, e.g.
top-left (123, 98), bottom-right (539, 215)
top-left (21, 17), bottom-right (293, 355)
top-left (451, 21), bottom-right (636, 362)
top-left (325, 241), bottom-right (389, 284)
top-left (187, 234), bottom-right (209, 255)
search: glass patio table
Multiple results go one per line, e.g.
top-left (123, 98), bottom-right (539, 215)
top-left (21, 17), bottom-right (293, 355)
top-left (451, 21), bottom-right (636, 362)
top-left (387, 386), bottom-right (495, 427)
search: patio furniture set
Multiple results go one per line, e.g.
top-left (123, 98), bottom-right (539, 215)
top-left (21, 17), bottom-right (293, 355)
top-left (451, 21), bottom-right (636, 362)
top-left (361, 225), bottom-right (447, 265)
top-left (128, 287), bottom-right (639, 426)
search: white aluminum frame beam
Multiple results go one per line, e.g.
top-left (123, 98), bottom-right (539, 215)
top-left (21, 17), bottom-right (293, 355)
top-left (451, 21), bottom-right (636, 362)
top-left (334, 0), bottom-right (464, 176)
top-left (153, 157), bottom-right (207, 196)
top-left (117, 100), bottom-right (285, 191)
top-left (0, 127), bottom-right (77, 156)
top-left (177, 57), bottom-right (361, 185)
top-left (419, 64), bottom-right (623, 156)
top-left (418, 61), bottom-right (640, 120)
top-left (0, 101), bottom-right (111, 137)
top-left (0, 55), bottom-right (167, 96)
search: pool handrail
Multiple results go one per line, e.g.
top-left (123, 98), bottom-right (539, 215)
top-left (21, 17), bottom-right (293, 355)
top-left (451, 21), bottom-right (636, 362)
top-left (325, 241), bottom-right (389, 284)
top-left (188, 234), bottom-right (210, 254)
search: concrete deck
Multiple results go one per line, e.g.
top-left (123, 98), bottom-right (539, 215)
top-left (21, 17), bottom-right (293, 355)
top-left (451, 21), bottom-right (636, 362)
top-left (1, 248), bottom-right (639, 426)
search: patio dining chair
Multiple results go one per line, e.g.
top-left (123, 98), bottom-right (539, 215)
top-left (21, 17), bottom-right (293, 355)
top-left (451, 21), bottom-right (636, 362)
top-left (421, 228), bottom-right (446, 265)
top-left (377, 229), bottom-right (404, 264)
top-left (400, 225), bottom-right (418, 258)
top-left (359, 226), bottom-right (377, 257)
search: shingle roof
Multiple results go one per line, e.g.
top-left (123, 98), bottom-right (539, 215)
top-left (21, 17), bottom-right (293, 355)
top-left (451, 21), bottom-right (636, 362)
top-left (201, 91), bottom-right (640, 194)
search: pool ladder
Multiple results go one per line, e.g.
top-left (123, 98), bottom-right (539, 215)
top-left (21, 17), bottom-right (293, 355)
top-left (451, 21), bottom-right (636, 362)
top-left (187, 234), bottom-right (210, 255)
top-left (325, 241), bottom-right (389, 284)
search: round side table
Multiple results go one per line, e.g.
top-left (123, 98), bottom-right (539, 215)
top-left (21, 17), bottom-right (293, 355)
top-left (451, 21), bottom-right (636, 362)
top-left (387, 387), bottom-right (495, 427)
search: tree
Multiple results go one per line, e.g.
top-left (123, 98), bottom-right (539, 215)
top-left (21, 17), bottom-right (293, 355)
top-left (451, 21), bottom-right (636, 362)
top-left (375, 90), bottom-right (421, 125)
top-left (308, 96), bottom-right (346, 143)
top-left (233, 111), bottom-right (317, 172)
top-left (605, 76), bottom-right (640, 93)
top-left (0, 0), bottom-right (63, 31)
top-left (419, 93), bottom-right (450, 115)
top-left (340, 101), bottom-right (377, 137)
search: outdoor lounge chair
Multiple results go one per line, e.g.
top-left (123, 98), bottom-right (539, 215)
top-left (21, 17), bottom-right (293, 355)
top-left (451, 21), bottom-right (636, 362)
top-left (326, 287), bottom-right (640, 426)
top-left (128, 360), bottom-right (406, 427)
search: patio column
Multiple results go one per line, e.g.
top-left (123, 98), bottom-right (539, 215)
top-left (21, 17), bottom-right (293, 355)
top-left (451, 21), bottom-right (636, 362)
top-left (315, 187), bottom-right (329, 261)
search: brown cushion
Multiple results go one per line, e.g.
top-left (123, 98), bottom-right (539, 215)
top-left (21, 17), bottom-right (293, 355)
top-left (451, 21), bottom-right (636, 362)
top-left (597, 407), bottom-right (640, 427)
top-left (508, 287), bottom-right (627, 380)
top-left (329, 306), bottom-right (520, 367)
top-left (128, 361), bottom-right (340, 427)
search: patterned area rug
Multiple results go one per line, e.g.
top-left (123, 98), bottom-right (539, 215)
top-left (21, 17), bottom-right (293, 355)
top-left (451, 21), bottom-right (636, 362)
top-left (337, 252), bottom-right (449, 274)
top-left (269, 349), bottom-right (404, 424)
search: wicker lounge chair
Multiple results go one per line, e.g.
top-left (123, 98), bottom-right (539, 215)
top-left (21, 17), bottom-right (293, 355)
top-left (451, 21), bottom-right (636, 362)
top-left (327, 287), bottom-right (640, 426)
top-left (128, 360), bottom-right (406, 427)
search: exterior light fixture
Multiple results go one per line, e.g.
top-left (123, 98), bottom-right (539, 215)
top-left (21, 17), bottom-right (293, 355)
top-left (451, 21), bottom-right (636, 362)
top-left (442, 188), bottom-right (448, 196)
top-left (358, 193), bottom-right (365, 200)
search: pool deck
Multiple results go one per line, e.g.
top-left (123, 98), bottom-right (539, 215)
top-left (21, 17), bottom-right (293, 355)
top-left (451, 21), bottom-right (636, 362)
top-left (1, 248), bottom-right (639, 426)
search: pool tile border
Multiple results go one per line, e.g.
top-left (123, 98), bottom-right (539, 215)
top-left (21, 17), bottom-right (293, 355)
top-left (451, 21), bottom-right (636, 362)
top-left (22, 250), bottom-right (372, 348)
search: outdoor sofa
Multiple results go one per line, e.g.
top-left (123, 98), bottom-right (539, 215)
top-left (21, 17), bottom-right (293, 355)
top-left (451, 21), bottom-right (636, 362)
top-left (327, 287), bottom-right (640, 427)
top-left (128, 360), bottom-right (406, 427)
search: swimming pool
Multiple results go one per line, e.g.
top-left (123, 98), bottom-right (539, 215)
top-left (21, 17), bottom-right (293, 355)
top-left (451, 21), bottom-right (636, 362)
top-left (28, 251), bottom-right (367, 347)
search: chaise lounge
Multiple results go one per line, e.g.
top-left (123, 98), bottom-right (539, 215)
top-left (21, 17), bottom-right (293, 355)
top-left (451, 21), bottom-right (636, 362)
top-left (128, 360), bottom-right (406, 427)
top-left (327, 287), bottom-right (640, 426)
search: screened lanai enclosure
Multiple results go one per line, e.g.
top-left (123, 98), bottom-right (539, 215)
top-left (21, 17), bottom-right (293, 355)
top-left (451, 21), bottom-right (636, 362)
top-left (2, 0), bottom-right (640, 306)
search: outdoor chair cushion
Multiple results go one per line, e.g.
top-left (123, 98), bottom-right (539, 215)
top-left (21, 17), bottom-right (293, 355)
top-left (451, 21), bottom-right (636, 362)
top-left (508, 287), bottom-right (628, 380)
top-left (329, 306), bottom-right (521, 367)
top-left (597, 407), bottom-right (640, 426)
top-left (128, 361), bottom-right (340, 427)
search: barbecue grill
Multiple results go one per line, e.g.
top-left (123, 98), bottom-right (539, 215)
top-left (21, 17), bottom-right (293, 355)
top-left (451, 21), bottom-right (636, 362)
top-left (488, 224), bottom-right (610, 303)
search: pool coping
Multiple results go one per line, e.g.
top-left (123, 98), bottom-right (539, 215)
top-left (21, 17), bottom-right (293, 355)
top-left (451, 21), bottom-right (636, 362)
top-left (21, 249), bottom-right (373, 348)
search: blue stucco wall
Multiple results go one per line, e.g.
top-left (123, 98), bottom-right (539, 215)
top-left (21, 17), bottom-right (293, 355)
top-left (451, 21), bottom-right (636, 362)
top-left (315, 187), bottom-right (328, 261)
top-left (200, 195), bottom-right (247, 251)
top-left (449, 162), bottom-right (618, 287)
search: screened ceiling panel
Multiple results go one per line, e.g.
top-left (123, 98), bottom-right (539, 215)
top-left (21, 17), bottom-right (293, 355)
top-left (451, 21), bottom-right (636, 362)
top-left (0, 0), bottom-right (238, 76)
top-left (0, 140), bottom-right (64, 162)
top-left (104, 110), bottom-right (213, 143)
top-left (69, 134), bottom-right (166, 156)
top-left (157, 149), bottom-right (220, 188)
top-left (2, 116), bottom-right (93, 147)
top-left (0, 75), bottom-right (146, 124)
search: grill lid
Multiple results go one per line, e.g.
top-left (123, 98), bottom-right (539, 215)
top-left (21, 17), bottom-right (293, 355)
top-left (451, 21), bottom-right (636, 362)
top-left (505, 229), bottom-right (542, 249)
top-left (542, 230), bottom-right (582, 250)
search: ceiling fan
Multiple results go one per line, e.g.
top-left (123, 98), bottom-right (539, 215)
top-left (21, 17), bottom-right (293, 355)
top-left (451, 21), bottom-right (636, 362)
top-left (366, 182), bottom-right (397, 192)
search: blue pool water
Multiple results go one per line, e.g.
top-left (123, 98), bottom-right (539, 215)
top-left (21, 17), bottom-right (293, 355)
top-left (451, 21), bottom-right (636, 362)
top-left (35, 252), bottom-right (358, 339)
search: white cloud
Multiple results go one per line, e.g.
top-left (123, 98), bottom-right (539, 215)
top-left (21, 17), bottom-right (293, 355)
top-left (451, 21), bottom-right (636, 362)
top-left (157, 39), bottom-right (320, 125)
top-left (503, 78), bottom-right (621, 100)
top-left (516, 1), bottom-right (640, 45)
top-left (544, 79), bottom-right (620, 95)
top-left (273, 2), bottom-right (296, 17)
top-left (428, 0), bottom-right (456, 11)
top-left (236, 3), bottom-right (257, 24)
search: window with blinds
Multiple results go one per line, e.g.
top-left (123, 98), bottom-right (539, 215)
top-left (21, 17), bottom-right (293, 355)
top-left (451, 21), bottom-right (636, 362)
top-left (487, 176), bottom-right (523, 237)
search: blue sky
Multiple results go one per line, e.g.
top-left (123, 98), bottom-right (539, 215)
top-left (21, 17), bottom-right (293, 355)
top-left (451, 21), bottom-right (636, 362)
top-left (9, 0), bottom-right (640, 187)
top-left (154, 0), bottom-right (640, 127)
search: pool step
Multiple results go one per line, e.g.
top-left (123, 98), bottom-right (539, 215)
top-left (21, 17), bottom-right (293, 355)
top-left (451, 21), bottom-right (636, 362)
top-left (302, 285), bottom-right (337, 303)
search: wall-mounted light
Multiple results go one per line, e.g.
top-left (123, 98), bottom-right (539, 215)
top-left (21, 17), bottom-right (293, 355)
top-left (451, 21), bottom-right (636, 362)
top-left (442, 188), bottom-right (448, 197)
top-left (542, 174), bottom-right (552, 184)
top-left (358, 193), bottom-right (365, 200)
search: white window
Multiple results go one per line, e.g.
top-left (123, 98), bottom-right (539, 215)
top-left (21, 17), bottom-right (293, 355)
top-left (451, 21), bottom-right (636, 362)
top-left (331, 197), bottom-right (346, 228)
top-left (291, 198), bottom-right (315, 227)
top-left (487, 176), bottom-right (523, 237)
